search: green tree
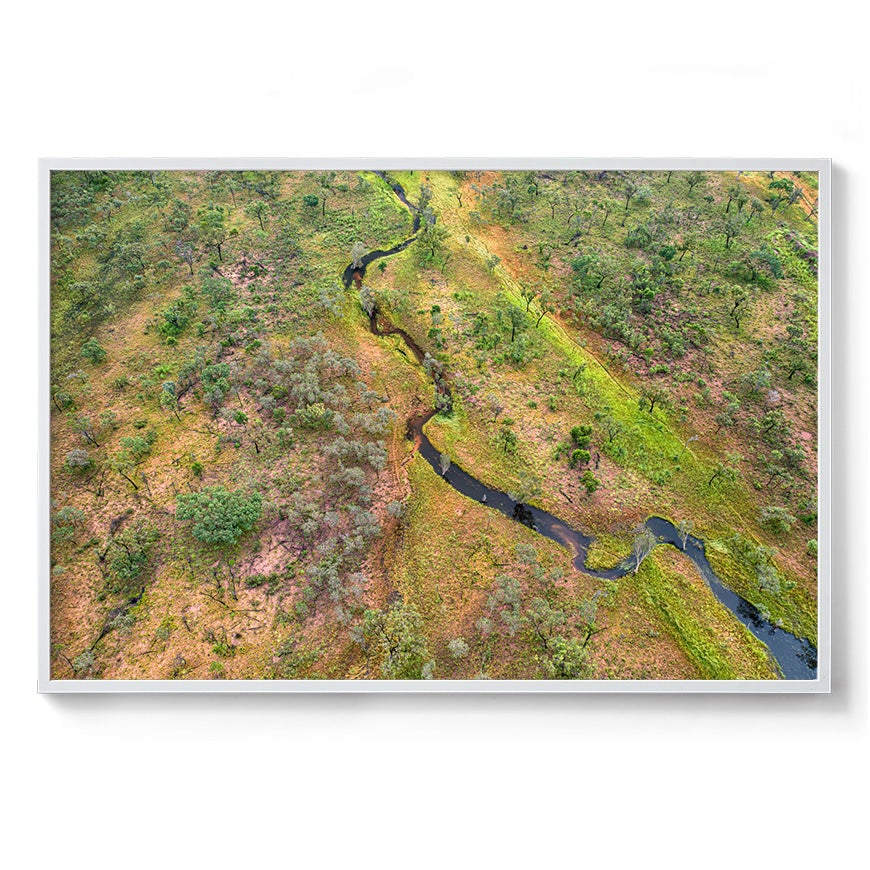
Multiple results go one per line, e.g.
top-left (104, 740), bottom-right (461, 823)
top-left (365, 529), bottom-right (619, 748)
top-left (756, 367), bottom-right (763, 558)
top-left (416, 219), bottom-right (450, 270)
top-left (724, 184), bottom-right (742, 214)
top-left (176, 486), bottom-right (262, 545)
top-left (157, 295), bottom-right (196, 341)
top-left (521, 285), bottom-right (538, 313)
top-left (534, 288), bottom-right (554, 327)
top-left (119, 432), bottom-right (156, 463)
top-left (638, 386), bottom-right (670, 415)
top-left (485, 392), bottom-right (505, 425)
top-left (198, 204), bottom-right (232, 261)
top-left (726, 283), bottom-right (751, 330)
top-left (245, 199), bottom-right (269, 231)
top-left (109, 449), bottom-right (140, 490)
top-left (720, 214), bottom-right (742, 249)
top-left (487, 575), bottom-right (524, 636)
top-left (160, 382), bottom-right (180, 420)
top-left (768, 178), bottom-right (795, 213)
top-left (104, 522), bottom-right (160, 596)
top-left (715, 392), bottom-right (741, 434)
top-left (498, 302), bottom-right (527, 344)
top-left (594, 411), bottom-right (624, 444)
top-left (746, 197), bottom-right (764, 224)
top-left (570, 424), bottom-right (593, 448)
top-left (594, 197), bottom-right (619, 229)
top-left (361, 601), bottom-right (433, 679)
top-left (685, 171), bottom-right (705, 194)
top-left (708, 453), bottom-right (742, 487)
top-left (318, 172), bottom-right (335, 216)
top-left (359, 285), bottom-right (376, 318)
top-left (201, 361), bottom-right (232, 411)
top-left (71, 415), bottom-right (101, 447)
top-left (509, 471), bottom-right (541, 504)
top-left (781, 324), bottom-right (814, 382)
top-left (527, 598), bottom-right (591, 679)
top-left (201, 275), bottom-right (236, 317)
top-left (756, 563), bottom-right (781, 595)
top-left (496, 422), bottom-right (518, 454)
top-left (751, 409), bottom-right (790, 446)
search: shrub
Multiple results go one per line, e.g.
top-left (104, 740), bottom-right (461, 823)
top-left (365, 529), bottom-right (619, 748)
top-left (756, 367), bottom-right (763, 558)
top-left (120, 431), bottom-right (156, 462)
top-left (448, 638), bottom-right (469, 659)
top-left (65, 448), bottom-right (92, 471)
top-left (212, 639), bottom-right (235, 658)
top-left (52, 506), bottom-right (86, 541)
top-left (757, 563), bottom-right (782, 595)
top-left (759, 505), bottom-right (796, 535)
top-left (580, 470), bottom-right (600, 495)
top-left (72, 650), bottom-right (95, 674)
top-left (157, 297), bottom-right (196, 340)
top-left (570, 424), bottom-right (593, 448)
top-left (81, 337), bottom-right (107, 364)
top-left (294, 402), bottom-right (333, 430)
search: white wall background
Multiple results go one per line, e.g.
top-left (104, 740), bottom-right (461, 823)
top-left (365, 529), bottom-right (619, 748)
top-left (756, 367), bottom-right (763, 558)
top-left (3, 2), bottom-right (866, 866)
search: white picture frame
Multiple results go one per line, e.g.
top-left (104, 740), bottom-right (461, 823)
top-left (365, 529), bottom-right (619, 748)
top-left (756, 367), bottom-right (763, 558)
top-left (38, 158), bottom-right (831, 693)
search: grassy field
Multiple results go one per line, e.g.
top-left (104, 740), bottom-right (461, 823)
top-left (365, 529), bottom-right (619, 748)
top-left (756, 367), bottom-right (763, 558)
top-left (48, 167), bottom-right (818, 680)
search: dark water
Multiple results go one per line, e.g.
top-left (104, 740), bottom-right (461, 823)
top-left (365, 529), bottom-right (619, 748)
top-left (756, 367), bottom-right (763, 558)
top-left (342, 236), bottom-right (418, 290)
top-left (416, 432), bottom-right (817, 680)
top-left (343, 174), bottom-right (818, 681)
top-left (342, 173), bottom-right (422, 290)
top-left (373, 171), bottom-right (422, 232)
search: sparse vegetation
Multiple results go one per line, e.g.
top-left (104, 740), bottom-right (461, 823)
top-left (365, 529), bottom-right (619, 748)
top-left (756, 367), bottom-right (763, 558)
top-left (49, 168), bottom-right (818, 682)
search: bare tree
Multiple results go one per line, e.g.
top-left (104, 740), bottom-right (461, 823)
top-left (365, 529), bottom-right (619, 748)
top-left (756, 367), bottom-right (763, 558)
top-left (676, 519), bottom-right (693, 551)
top-left (351, 241), bottom-right (368, 270)
top-left (621, 179), bottom-right (639, 226)
top-left (176, 241), bottom-right (194, 276)
top-left (486, 393), bottom-right (504, 425)
top-left (632, 526), bottom-right (657, 574)
top-left (359, 285), bottom-right (376, 318)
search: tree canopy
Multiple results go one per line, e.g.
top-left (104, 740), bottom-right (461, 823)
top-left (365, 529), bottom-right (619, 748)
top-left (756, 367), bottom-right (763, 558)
top-left (176, 486), bottom-right (262, 545)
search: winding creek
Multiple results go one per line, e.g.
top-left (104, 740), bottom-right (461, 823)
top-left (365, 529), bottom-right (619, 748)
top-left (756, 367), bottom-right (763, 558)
top-left (345, 173), bottom-right (818, 681)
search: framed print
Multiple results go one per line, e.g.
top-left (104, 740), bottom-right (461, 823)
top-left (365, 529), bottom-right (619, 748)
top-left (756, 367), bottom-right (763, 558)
top-left (38, 159), bottom-right (830, 692)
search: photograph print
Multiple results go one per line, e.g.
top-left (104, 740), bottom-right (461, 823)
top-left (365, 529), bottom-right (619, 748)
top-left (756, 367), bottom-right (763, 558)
top-left (43, 163), bottom-right (825, 688)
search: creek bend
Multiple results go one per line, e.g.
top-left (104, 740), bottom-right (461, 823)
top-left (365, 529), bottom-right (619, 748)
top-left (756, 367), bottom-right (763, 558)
top-left (344, 174), bottom-right (818, 681)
